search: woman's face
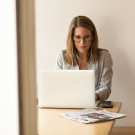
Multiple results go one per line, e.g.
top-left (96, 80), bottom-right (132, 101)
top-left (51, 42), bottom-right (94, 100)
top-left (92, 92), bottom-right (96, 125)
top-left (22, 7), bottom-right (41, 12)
top-left (73, 27), bottom-right (92, 54)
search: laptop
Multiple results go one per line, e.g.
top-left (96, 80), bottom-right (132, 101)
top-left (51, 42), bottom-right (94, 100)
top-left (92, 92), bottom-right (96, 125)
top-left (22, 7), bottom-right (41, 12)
top-left (38, 70), bottom-right (99, 108)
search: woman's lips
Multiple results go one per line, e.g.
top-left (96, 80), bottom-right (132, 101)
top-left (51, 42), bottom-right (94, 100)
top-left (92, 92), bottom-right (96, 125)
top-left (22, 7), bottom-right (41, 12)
top-left (79, 46), bottom-right (86, 48)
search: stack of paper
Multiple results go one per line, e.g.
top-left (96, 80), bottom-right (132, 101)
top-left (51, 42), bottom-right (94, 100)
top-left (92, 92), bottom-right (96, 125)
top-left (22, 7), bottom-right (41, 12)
top-left (60, 107), bottom-right (126, 124)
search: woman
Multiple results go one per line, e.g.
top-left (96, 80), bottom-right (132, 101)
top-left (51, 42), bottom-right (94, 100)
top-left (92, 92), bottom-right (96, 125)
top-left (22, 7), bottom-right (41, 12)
top-left (54, 16), bottom-right (113, 101)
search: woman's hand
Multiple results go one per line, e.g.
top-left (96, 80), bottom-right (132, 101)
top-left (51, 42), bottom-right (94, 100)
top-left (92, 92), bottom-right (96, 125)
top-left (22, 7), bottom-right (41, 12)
top-left (95, 93), bottom-right (99, 101)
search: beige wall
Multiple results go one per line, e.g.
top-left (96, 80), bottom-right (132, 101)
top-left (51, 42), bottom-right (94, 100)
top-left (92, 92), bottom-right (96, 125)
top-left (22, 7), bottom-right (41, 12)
top-left (35, 0), bottom-right (135, 126)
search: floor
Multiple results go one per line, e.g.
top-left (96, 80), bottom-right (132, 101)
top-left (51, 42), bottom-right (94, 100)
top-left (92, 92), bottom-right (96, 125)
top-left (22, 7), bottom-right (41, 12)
top-left (111, 127), bottom-right (135, 135)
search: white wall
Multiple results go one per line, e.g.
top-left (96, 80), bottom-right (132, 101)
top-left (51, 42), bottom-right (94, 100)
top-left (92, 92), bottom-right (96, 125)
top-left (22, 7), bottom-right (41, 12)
top-left (35, 0), bottom-right (135, 127)
top-left (0, 1), bottom-right (19, 135)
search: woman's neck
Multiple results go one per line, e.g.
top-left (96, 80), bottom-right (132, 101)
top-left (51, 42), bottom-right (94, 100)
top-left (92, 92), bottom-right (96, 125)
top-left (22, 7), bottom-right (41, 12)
top-left (76, 52), bottom-right (87, 60)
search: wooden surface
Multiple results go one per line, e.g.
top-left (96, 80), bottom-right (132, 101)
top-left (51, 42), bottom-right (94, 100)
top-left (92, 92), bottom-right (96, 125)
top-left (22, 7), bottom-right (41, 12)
top-left (37, 102), bottom-right (122, 135)
top-left (111, 127), bottom-right (135, 135)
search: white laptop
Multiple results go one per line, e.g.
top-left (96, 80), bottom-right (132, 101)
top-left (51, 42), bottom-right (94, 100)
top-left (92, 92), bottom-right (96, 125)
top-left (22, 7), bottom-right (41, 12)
top-left (38, 70), bottom-right (99, 108)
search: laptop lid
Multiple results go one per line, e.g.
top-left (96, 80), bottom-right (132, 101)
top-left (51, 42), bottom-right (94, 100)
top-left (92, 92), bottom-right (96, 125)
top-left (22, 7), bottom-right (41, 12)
top-left (38, 70), bottom-right (96, 108)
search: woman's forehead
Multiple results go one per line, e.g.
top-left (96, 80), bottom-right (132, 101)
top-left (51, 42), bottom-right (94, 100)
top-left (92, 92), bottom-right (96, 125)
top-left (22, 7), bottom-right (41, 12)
top-left (74, 27), bottom-right (92, 35)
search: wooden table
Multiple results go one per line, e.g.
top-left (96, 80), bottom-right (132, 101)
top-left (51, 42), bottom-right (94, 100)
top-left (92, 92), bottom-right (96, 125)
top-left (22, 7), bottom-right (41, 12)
top-left (37, 102), bottom-right (122, 135)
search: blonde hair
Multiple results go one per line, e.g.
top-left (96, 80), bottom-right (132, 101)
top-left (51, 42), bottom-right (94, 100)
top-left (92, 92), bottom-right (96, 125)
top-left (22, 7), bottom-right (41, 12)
top-left (63, 16), bottom-right (106, 67)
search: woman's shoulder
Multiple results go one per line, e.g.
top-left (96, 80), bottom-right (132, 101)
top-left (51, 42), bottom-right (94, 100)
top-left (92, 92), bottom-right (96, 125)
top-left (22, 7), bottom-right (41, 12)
top-left (56, 50), bottom-right (67, 61)
top-left (56, 50), bottom-right (66, 57)
top-left (57, 50), bottom-right (64, 56)
top-left (98, 48), bottom-right (111, 58)
top-left (98, 48), bottom-right (113, 64)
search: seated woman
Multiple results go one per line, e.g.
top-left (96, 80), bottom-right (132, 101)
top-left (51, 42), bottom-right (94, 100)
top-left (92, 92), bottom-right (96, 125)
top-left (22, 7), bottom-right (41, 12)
top-left (54, 16), bottom-right (113, 101)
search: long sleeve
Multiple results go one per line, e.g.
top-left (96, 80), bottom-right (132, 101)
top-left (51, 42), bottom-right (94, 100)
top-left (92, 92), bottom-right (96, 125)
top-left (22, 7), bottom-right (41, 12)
top-left (95, 51), bottom-right (113, 101)
top-left (54, 51), bottom-right (63, 70)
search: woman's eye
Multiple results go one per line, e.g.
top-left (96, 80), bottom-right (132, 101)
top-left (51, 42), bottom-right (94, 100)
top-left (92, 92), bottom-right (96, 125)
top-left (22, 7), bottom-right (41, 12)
top-left (76, 37), bottom-right (81, 39)
top-left (84, 36), bottom-right (89, 39)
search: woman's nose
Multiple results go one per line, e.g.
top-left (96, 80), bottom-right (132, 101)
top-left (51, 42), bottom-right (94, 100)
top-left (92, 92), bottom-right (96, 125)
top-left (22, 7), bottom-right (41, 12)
top-left (80, 38), bottom-right (85, 45)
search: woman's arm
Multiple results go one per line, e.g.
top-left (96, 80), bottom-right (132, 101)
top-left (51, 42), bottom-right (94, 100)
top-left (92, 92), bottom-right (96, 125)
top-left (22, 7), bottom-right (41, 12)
top-left (95, 51), bottom-right (113, 101)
